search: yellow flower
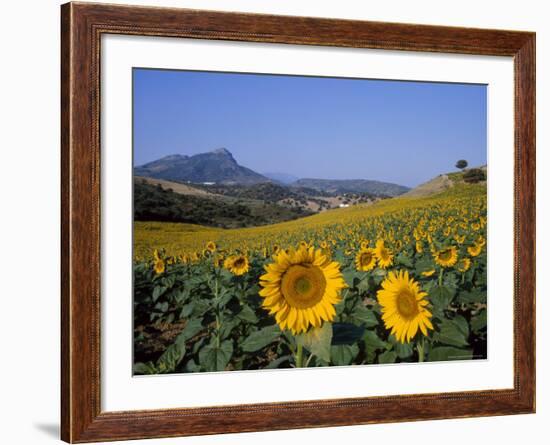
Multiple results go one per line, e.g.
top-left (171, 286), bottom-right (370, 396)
top-left (377, 270), bottom-right (433, 343)
top-left (259, 246), bottom-right (347, 334)
top-left (421, 269), bottom-right (436, 277)
top-left (415, 241), bottom-right (424, 254)
top-left (433, 246), bottom-right (458, 268)
top-left (206, 241), bottom-right (217, 252)
top-left (454, 234), bottom-right (466, 244)
top-left (360, 240), bottom-right (370, 249)
top-left (153, 258), bottom-right (165, 275)
top-left (476, 235), bottom-right (486, 247)
top-left (355, 248), bottom-right (377, 272)
top-left (467, 243), bottom-right (482, 257)
top-left (374, 239), bottom-right (394, 269)
top-left (223, 254), bottom-right (250, 276)
top-left (457, 258), bottom-right (471, 273)
top-left (213, 255), bottom-right (224, 268)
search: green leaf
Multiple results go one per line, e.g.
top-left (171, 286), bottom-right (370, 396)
top-left (343, 270), bottom-right (359, 288)
top-left (434, 319), bottom-right (469, 347)
top-left (331, 344), bottom-right (359, 366)
top-left (297, 323), bottom-right (333, 362)
top-left (154, 301), bottom-right (169, 313)
top-left (241, 325), bottom-right (281, 352)
top-left (428, 347), bottom-right (473, 362)
top-left (349, 305), bottom-right (378, 327)
top-left (396, 253), bottom-right (413, 268)
top-left (391, 339), bottom-right (413, 359)
top-left (237, 305), bottom-right (258, 323)
top-left (199, 340), bottom-right (233, 372)
top-left (356, 277), bottom-right (371, 293)
top-left (265, 354), bottom-right (292, 369)
top-left (415, 257), bottom-right (435, 275)
top-left (185, 359), bottom-right (201, 373)
top-left (470, 309), bottom-right (487, 333)
top-left (363, 329), bottom-right (387, 351)
top-left (451, 315), bottom-right (470, 338)
top-left (332, 323), bottom-right (366, 345)
top-left (133, 362), bottom-right (158, 375)
top-left (378, 350), bottom-right (397, 364)
top-left (155, 318), bottom-right (204, 372)
top-left (457, 289), bottom-right (486, 304)
top-left (430, 285), bottom-right (454, 309)
top-left (219, 317), bottom-right (240, 340)
top-left (152, 285), bottom-right (167, 302)
top-left (179, 303), bottom-right (194, 318)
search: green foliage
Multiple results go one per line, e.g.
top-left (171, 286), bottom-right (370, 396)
top-left (241, 325), bottom-right (281, 352)
top-left (133, 182), bottom-right (487, 374)
top-left (134, 180), bottom-right (313, 228)
top-left (463, 168), bottom-right (486, 184)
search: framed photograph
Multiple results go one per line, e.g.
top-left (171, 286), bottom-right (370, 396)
top-left (61, 2), bottom-right (535, 442)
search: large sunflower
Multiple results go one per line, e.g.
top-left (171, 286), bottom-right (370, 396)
top-left (355, 248), bottom-right (377, 272)
top-left (374, 239), bottom-right (394, 268)
top-left (223, 254), bottom-right (250, 276)
top-left (377, 270), bottom-right (433, 343)
top-left (433, 246), bottom-right (458, 268)
top-left (259, 246), bottom-right (347, 334)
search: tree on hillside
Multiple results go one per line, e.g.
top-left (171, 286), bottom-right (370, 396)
top-left (455, 159), bottom-right (468, 170)
top-left (463, 168), bottom-right (486, 184)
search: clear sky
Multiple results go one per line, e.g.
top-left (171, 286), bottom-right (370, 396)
top-left (133, 68), bottom-right (486, 188)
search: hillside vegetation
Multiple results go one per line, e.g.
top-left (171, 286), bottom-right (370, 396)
top-left (134, 180), bottom-right (313, 228)
top-left (134, 182), bottom-right (486, 258)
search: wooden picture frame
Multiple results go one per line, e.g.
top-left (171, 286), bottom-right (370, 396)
top-left (61, 2), bottom-right (535, 442)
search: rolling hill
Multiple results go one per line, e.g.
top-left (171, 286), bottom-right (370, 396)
top-left (403, 166), bottom-right (487, 198)
top-left (292, 178), bottom-right (410, 197)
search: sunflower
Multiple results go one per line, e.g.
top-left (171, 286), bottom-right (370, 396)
top-left (467, 243), bottom-right (482, 257)
top-left (213, 255), bottom-right (224, 268)
top-left (360, 240), bottom-right (370, 250)
top-left (457, 258), bottom-right (471, 273)
top-left (415, 241), bottom-right (424, 254)
top-left (433, 246), bottom-right (458, 268)
top-left (206, 241), bottom-right (217, 252)
top-left (355, 248), bottom-right (377, 272)
top-left (421, 269), bottom-right (436, 277)
top-left (223, 254), bottom-right (250, 276)
top-left (259, 246), bottom-right (347, 334)
top-left (374, 240), bottom-right (394, 268)
top-left (376, 270), bottom-right (433, 343)
top-left (153, 258), bottom-right (165, 275)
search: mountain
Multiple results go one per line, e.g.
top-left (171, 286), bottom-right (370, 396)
top-left (262, 172), bottom-right (299, 185)
top-left (292, 178), bottom-right (409, 197)
top-left (134, 148), bottom-right (270, 185)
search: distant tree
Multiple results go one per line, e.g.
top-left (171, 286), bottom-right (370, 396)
top-left (456, 159), bottom-right (468, 170)
top-left (463, 168), bottom-right (486, 183)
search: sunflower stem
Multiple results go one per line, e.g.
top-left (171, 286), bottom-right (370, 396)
top-left (418, 338), bottom-right (425, 363)
top-left (295, 342), bottom-right (304, 368)
top-left (438, 268), bottom-right (444, 287)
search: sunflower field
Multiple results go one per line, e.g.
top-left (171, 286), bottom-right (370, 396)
top-left (133, 184), bottom-right (487, 374)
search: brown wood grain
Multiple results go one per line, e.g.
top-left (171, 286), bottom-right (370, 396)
top-left (60, 2), bottom-right (536, 442)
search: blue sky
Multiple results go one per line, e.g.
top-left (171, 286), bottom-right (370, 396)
top-left (133, 68), bottom-right (486, 188)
